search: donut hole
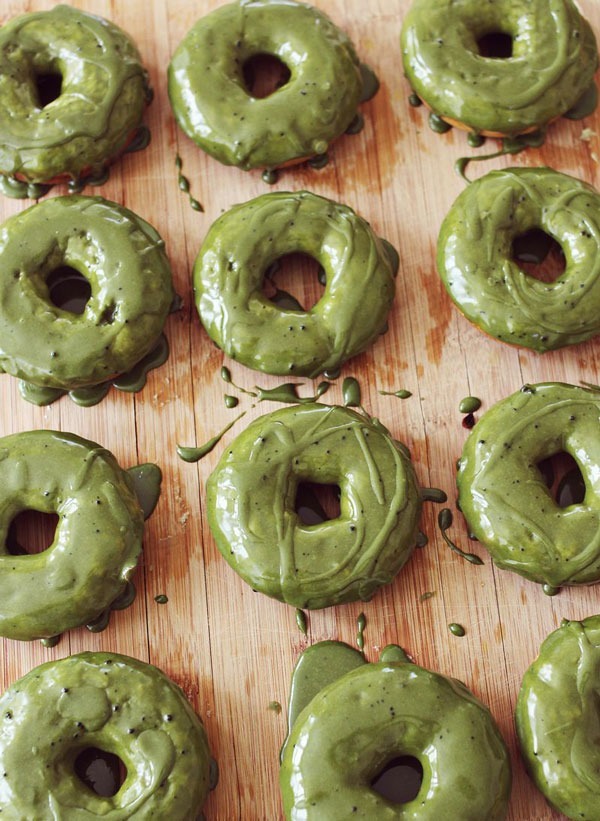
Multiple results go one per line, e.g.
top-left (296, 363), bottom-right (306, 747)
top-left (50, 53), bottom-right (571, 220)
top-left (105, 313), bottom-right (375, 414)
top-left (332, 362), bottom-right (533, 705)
top-left (370, 755), bottom-right (424, 804)
top-left (74, 747), bottom-right (127, 797)
top-left (46, 265), bottom-right (92, 315)
top-left (6, 510), bottom-right (59, 555)
top-left (33, 68), bottom-right (63, 108)
top-left (263, 253), bottom-right (326, 312)
top-left (295, 481), bottom-right (341, 525)
top-left (512, 229), bottom-right (566, 283)
top-left (477, 32), bottom-right (513, 59)
top-left (243, 53), bottom-right (291, 99)
top-left (537, 452), bottom-right (586, 507)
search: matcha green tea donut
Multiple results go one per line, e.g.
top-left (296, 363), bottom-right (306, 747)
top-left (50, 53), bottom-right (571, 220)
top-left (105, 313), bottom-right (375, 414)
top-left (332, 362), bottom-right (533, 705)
top-left (206, 403), bottom-right (421, 609)
top-left (168, 0), bottom-right (373, 171)
top-left (194, 191), bottom-right (397, 377)
top-left (437, 167), bottom-right (600, 352)
top-left (401, 0), bottom-right (598, 136)
top-left (280, 642), bottom-right (511, 819)
top-left (0, 651), bottom-right (212, 818)
top-left (0, 430), bottom-right (144, 641)
top-left (517, 617), bottom-right (600, 820)
top-left (0, 195), bottom-right (174, 396)
top-left (458, 382), bottom-right (600, 588)
top-left (0, 5), bottom-right (151, 195)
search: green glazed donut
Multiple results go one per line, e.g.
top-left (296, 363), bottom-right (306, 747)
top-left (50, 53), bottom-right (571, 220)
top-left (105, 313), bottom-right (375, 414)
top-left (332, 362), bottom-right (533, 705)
top-left (401, 0), bottom-right (598, 136)
top-left (0, 430), bottom-right (145, 641)
top-left (194, 191), bottom-right (397, 377)
top-left (280, 641), bottom-right (511, 820)
top-left (0, 195), bottom-right (174, 399)
top-left (457, 382), bottom-right (600, 588)
top-left (0, 651), bottom-right (213, 818)
top-left (206, 403), bottom-right (422, 609)
top-left (437, 167), bottom-right (600, 352)
top-left (516, 617), bottom-right (600, 820)
top-left (168, 0), bottom-right (373, 170)
top-left (0, 5), bottom-right (151, 195)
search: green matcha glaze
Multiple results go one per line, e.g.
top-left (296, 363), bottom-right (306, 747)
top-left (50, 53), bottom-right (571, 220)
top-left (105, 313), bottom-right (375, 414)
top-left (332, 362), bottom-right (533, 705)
top-left (194, 191), bottom-right (396, 377)
top-left (0, 652), bottom-right (212, 818)
top-left (438, 167), bottom-right (600, 351)
top-left (206, 403), bottom-right (422, 609)
top-left (280, 641), bottom-right (511, 819)
top-left (516, 616), bottom-right (600, 819)
top-left (0, 430), bottom-right (144, 641)
top-left (168, 0), bottom-right (370, 170)
top-left (458, 383), bottom-right (600, 587)
top-left (401, 0), bottom-right (598, 136)
top-left (0, 195), bottom-right (174, 392)
top-left (0, 5), bottom-right (151, 187)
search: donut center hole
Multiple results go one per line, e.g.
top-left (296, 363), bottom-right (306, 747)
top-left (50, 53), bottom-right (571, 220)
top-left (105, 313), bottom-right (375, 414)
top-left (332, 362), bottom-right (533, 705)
top-left (243, 53), bottom-right (291, 98)
top-left (34, 69), bottom-right (63, 107)
top-left (537, 452), bottom-right (586, 507)
top-left (371, 755), bottom-right (424, 804)
top-left (46, 266), bottom-right (92, 314)
top-left (263, 253), bottom-right (326, 311)
top-left (295, 481), bottom-right (341, 525)
top-left (477, 31), bottom-right (513, 59)
top-left (512, 229), bottom-right (566, 283)
top-left (74, 747), bottom-right (127, 798)
top-left (6, 510), bottom-right (59, 555)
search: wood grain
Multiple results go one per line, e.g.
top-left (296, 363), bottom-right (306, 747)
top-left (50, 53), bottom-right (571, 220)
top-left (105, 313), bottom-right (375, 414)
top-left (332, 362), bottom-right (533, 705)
top-left (1, 1), bottom-right (600, 818)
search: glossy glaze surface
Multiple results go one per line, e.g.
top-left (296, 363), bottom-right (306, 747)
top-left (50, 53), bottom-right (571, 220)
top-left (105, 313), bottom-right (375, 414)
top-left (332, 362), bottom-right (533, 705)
top-left (437, 167), bottom-right (600, 351)
top-left (401, 0), bottom-right (598, 136)
top-left (194, 190), bottom-right (396, 377)
top-left (206, 403), bottom-right (421, 609)
top-left (0, 652), bottom-right (211, 818)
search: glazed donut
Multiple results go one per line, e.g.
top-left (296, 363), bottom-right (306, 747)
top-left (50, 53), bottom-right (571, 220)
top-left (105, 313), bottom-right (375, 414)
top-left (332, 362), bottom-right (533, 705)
top-left (437, 167), bottom-right (600, 352)
top-left (0, 430), bottom-right (146, 641)
top-left (194, 191), bottom-right (397, 377)
top-left (457, 382), bottom-right (600, 588)
top-left (206, 403), bottom-right (422, 609)
top-left (280, 640), bottom-right (511, 819)
top-left (0, 652), bottom-right (213, 818)
top-left (0, 5), bottom-right (151, 196)
top-left (516, 616), bottom-right (600, 819)
top-left (401, 0), bottom-right (598, 137)
top-left (0, 195), bottom-right (174, 400)
top-left (168, 0), bottom-right (374, 171)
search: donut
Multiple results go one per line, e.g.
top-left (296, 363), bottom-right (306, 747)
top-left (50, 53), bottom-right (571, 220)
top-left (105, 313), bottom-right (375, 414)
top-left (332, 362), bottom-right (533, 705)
top-left (437, 167), bottom-right (600, 352)
top-left (516, 616), bottom-right (600, 819)
top-left (0, 5), bottom-right (152, 197)
top-left (194, 191), bottom-right (397, 377)
top-left (0, 429), bottom-right (146, 641)
top-left (0, 195), bottom-right (174, 403)
top-left (206, 403), bottom-right (422, 609)
top-left (400, 0), bottom-right (598, 137)
top-left (457, 382), bottom-right (600, 589)
top-left (168, 0), bottom-right (375, 172)
top-left (280, 640), bottom-right (511, 819)
top-left (0, 651), bottom-right (213, 817)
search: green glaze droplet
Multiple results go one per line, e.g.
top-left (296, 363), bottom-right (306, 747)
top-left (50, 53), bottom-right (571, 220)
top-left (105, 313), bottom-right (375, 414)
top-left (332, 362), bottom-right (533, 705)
top-left (41, 635), bottom-right (61, 648)
top-left (175, 154), bottom-right (204, 212)
top-left (420, 591), bottom-right (435, 602)
top-left (124, 125), bottom-right (151, 154)
top-left (262, 169), bottom-right (279, 185)
top-left (255, 382), bottom-right (329, 404)
top-left (68, 383), bottom-right (111, 407)
top-left (408, 92), bottom-right (422, 107)
top-left (357, 612), bottom-right (367, 652)
top-left (295, 608), bottom-right (308, 635)
top-left (438, 508), bottom-right (484, 565)
top-left (380, 239), bottom-right (400, 277)
top-left (449, 623), bottom-right (466, 637)
top-left (86, 609), bottom-right (111, 633)
top-left (177, 412), bottom-right (246, 462)
top-left (543, 583), bottom-right (561, 597)
top-left (154, 594), bottom-right (168, 604)
top-left (379, 644), bottom-right (411, 664)
top-left (112, 334), bottom-right (169, 393)
top-left (308, 153), bottom-right (329, 169)
top-left (18, 381), bottom-right (66, 406)
top-left (342, 376), bottom-right (361, 408)
top-left (126, 464), bottom-right (162, 520)
top-left (224, 394), bottom-right (239, 409)
top-left (110, 581), bottom-right (136, 611)
top-left (268, 701), bottom-right (282, 714)
top-left (380, 388), bottom-right (412, 399)
top-left (429, 112), bottom-right (452, 133)
top-left (421, 488), bottom-right (448, 503)
top-left (345, 113), bottom-right (364, 135)
top-left (415, 532), bottom-right (428, 548)
top-left (459, 396), bottom-right (482, 414)
top-left (221, 366), bottom-right (232, 383)
top-left (563, 83), bottom-right (598, 120)
top-left (467, 133), bottom-right (486, 148)
top-left (0, 175), bottom-right (51, 200)
top-left (359, 63), bottom-right (380, 102)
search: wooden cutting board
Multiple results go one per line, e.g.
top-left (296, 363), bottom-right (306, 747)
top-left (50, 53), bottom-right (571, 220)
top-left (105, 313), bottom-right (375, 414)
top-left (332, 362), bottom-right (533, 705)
top-left (1, 1), bottom-right (599, 818)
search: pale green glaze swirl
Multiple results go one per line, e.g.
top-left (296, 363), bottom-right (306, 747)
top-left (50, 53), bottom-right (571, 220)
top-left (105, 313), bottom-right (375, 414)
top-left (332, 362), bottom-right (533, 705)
top-left (457, 383), bottom-right (600, 587)
top-left (0, 652), bottom-right (212, 819)
top-left (401, 0), bottom-right (598, 135)
top-left (437, 167), bottom-right (600, 351)
top-left (0, 430), bottom-right (144, 641)
top-left (0, 5), bottom-right (150, 184)
top-left (194, 191), bottom-right (397, 377)
top-left (168, 0), bottom-right (366, 169)
top-left (0, 195), bottom-right (174, 391)
top-left (206, 403), bottom-right (421, 609)
top-left (280, 644), bottom-right (511, 820)
top-left (516, 616), bottom-right (600, 819)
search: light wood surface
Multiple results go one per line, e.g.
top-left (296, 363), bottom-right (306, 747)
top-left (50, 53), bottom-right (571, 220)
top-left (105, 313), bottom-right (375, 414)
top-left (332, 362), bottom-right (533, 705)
top-left (1, 1), bottom-right (600, 818)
